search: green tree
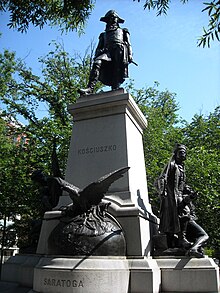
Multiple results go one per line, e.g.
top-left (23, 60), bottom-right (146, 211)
top-left (0, 0), bottom-right (94, 33)
top-left (126, 81), bottom-right (185, 214)
top-left (0, 116), bottom-right (35, 250)
top-left (0, 41), bottom-right (98, 174)
top-left (182, 108), bottom-right (220, 253)
top-left (133, 0), bottom-right (220, 47)
top-left (0, 41), bottom-right (103, 248)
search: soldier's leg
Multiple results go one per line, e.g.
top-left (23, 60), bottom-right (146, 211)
top-left (111, 47), bottom-right (124, 90)
top-left (186, 220), bottom-right (209, 257)
top-left (178, 217), bottom-right (192, 249)
top-left (78, 60), bottom-right (102, 95)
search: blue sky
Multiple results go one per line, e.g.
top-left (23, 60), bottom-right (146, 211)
top-left (0, 0), bottom-right (219, 122)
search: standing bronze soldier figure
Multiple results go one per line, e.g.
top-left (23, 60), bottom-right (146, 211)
top-left (78, 10), bottom-right (134, 95)
top-left (156, 144), bottom-right (209, 257)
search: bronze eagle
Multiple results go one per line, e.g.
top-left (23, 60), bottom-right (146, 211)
top-left (56, 167), bottom-right (129, 217)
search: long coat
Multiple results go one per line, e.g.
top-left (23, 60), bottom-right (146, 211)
top-left (158, 160), bottom-right (182, 234)
top-left (94, 27), bottom-right (132, 87)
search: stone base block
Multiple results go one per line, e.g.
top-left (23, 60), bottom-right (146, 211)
top-left (32, 256), bottom-right (160, 293)
top-left (128, 257), bottom-right (161, 293)
top-left (0, 281), bottom-right (31, 293)
top-left (36, 210), bottom-right (62, 254)
top-left (156, 256), bottom-right (219, 292)
top-left (1, 254), bottom-right (41, 287)
top-left (33, 256), bottom-right (129, 293)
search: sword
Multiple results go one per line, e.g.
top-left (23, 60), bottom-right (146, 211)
top-left (130, 60), bottom-right (138, 66)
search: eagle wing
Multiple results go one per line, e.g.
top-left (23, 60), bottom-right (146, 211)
top-left (79, 167), bottom-right (130, 208)
top-left (46, 177), bottom-right (63, 208)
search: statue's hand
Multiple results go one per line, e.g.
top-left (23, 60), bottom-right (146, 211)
top-left (128, 55), bottom-right (133, 63)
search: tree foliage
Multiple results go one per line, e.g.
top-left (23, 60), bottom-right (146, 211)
top-left (0, 41), bottom-right (102, 248)
top-left (0, 41), bottom-right (96, 173)
top-left (198, 1), bottom-right (220, 47)
top-left (127, 81), bottom-right (219, 253)
top-left (126, 80), bottom-right (185, 213)
top-left (133, 0), bottom-right (220, 47)
top-left (1, 0), bottom-right (219, 47)
top-left (0, 0), bottom-right (94, 33)
top-left (182, 108), bottom-right (220, 250)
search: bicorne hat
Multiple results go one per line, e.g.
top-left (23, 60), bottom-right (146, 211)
top-left (100, 10), bottom-right (125, 23)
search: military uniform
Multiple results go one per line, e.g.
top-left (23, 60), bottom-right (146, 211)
top-left (78, 10), bottom-right (133, 94)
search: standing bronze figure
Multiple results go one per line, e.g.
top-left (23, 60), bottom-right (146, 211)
top-left (78, 10), bottom-right (134, 95)
top-left (156, 144), bottom-right (209, 257)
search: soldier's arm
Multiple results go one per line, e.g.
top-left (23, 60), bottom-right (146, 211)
top-left (94, 32), bottom-right (105, 58)
top-left (123, 28), bottom-right (133, 62)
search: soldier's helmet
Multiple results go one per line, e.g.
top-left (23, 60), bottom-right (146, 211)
top-left (100, 10), bottom-right (125, 24)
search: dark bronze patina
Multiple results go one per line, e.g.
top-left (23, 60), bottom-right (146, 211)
top-left (78, 10), bottom-right (135, 95)
top-left (155, 144), bottom-right (209, 258)
top-left (48, 167), bottom-right (129, 256)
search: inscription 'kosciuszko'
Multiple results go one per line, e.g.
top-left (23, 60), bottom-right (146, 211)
top-left (44, 278), bottom-right (84, 288)
top-left (78, 144), bottom-right (117, 155)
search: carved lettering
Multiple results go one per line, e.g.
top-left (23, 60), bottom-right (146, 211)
top-left (43, 278), bottom-right (84, 288)
top-left (79, 280), bottom-right (84, 287)
top-left (52, 279), bottom-right (56, 286)
top-left (78, 144), bottom-right (117, 155)
top-left (57, 279), bottom-right (61, 286)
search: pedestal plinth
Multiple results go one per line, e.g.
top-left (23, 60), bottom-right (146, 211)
top-left (31, 256), bottom-right (160, 293)
top-left (58, 89), bottom-right (155, 256)
top-left (156, 257), bottom-right (219, 293)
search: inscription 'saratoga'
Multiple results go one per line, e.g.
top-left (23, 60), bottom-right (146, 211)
top-left (44, 278), bottom-right (84, 288)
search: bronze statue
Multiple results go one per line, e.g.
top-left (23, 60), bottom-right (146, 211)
top-left (31, 170), bottom-right (62, 213)
top-left (78, 10), bottom-right (134, 95)
top-left (48, 167), bottom-right (130, 256)
top-left (57, 166), bottom-right (130, 217)
top-left (156, 144), bottom-right (209, 257)
top-left (31, 140), bottom-right (62, 213)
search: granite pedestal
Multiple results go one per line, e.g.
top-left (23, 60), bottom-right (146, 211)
top-left (58, 89), bottom-right (155, 257)
top-left (32, 89), bottom-right (161, 293)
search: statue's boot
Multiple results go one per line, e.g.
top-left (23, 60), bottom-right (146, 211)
top-left (186, 234), bottom-right (209, 258)
top-left (111, 84), bottom-right (121, 91)
top-left (186, 248), bottom-right (204, 258)
top-left (178, 218), bottom-right (192, 249)
top-left (178, 232), bottom-right (192, 249)
top-left (78, 62), bottom-right (101, 95)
